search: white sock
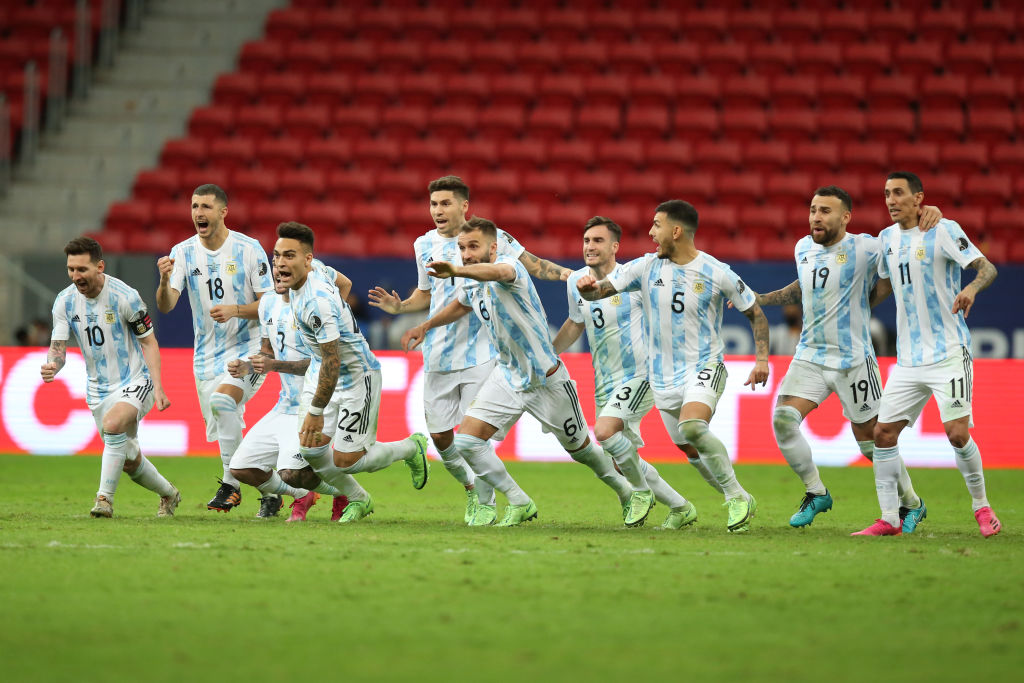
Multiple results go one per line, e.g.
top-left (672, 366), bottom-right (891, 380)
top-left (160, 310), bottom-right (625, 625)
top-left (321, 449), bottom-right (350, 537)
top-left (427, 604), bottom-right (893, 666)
top-left (438, 442), bottom-right (474, 486)
top-left (873, 445), bottom-right (903, 527)
top-left (859, 440), bottom-right (919, 509)
top-left (599, 432), bottom-right (650, 491)
top-left (313, 480), bottom-right (342, 496)
top-left (298, 445), bottom-right (353, 494)
top-left (98, 432), bottom-right (128, 500)
top-left (453, 433), bottom-right (529, 505)
top-left (686, 455), bottom-right (724, 493)
top-left (680, 419), bottom-right (747, 500)
top-left (474, 446), bottom-right (497, 505)
top-left (342, 439), bottom-right (416, 474)
top-left (953, 438), bottom-right (989, 511)
top-left (128, 455), bottom-right (175, 497)
top-left (211, 392), bottom-right (242, 488)
top-left (774, 406), bottom-right (826, 495)
top-left (257, 471), bottom-right (308, 499)
top-left (570, 441), bottom-right (633, 503)
top-left (640, 459), bottom-right (687, 509)
top-left (331, 474), bottom-right (369, 502)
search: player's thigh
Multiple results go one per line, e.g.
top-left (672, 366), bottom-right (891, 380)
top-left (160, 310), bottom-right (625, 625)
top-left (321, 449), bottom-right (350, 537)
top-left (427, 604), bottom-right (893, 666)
top-left (877, 364), bottom-right (932, 427)
top-left (465, 367), bottom-right (524, 441)
top-left (923, 349), bottom-right (974, 427)
top-left (422, 369), bottom-right (464, 434)
top-left (828, 357), bottom-right (884, 423)
top-left (522, 364), bottom-right (588, 450)
top-left (598, 377), bottom-right (654, 448)
top-left (328, 370), bottom-right (382, 454)
top-left (93, 377), bottom-right (155, 438)
top-left (215, 371), bottom-right (265, 407)
top-left (456, 359), bottom-right (496, 416)
top-left (274, 414), bottom-right (307, 472)
top-left (777, 359), bottom-right (831, 410)
top-left (230, 411), bottom-right (284, 471)
top-left (679, 362), bottom-right (729, 421)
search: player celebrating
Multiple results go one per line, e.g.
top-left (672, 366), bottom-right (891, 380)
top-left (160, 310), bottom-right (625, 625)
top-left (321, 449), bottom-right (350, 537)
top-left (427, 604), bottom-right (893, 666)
top-left (43, 237), bottom-right (179, 518)
top-left (553, 216), bottom-right (705, 529)
top-left (578, 200), bottom-right (769, 533)
top-left (403, 217), bottom-right (636, 527)
top-left (369, 175), bottom-right (572, 525)
top-left (226, 267), bottom-right (370, 521)
top-left (274, 222), bottom-right (429, 521)
top-left (156, 184), bottom-right (273, 512)
top-left (854, 172), bottom-right (1001, 537)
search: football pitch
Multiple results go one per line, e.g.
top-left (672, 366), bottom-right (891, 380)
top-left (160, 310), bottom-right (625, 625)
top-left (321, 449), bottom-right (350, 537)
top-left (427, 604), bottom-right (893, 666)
top-left (1, 455), bottom-right (1021, 682)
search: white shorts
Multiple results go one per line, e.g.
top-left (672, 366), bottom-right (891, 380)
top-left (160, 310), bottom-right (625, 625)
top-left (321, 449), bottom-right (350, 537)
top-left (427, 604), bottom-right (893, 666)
top-left (597, 376), bottom-right (654, 448)
top-left (90, 376), bottom-right (156, 438)
top-left (778, 357), bottom-right (883, 423)
top-left (653, 362), bottom-right (728, 446)
top-left (878, 349), bottom-right (974, 427)
top-left (299, 369), bottom-right (382, 453)
top-left (229, 408), bottom-right (307, 472)
top-left (196, 372), bottom-right (265, 442)
top-left (466, 362), bottom-right (588, 450)
top-left (423, 360), bottom-right (496, 433)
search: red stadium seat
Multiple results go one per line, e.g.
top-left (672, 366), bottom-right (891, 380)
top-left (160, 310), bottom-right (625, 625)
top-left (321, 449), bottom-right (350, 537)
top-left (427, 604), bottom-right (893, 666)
top-left (921, 75), bottom-right (967, 109)
top-left (840, 142), bottom-right (889, 175)
top-left (968, 77), bottom-right (1016, 109)
top-left (354, 8), bottom-right (402, 42)
top-left (716, 173), bottom-right (764, 205)
top-left (843, 44), bottom-right (891, 79)
top-left (238, 40), bottom-right (282, 75)
top-left (730, 10), bottom-right (773, 43)
top-left (970, 9), bottom-right (1017, 44)
top-left (180, 169), bottom-right (231, 198)
top-left (152, 200), bottom-right (188, 235)
top-left (375, 42), bottom-right (422, 74)
top-left (489, 74), bottom-right (536, 110)
top-left (375, 169), bottom-right (423, 204)
top-left (475, 170), bottom-right (521, 198)
top-left (790, 142), bottom-right (838, 176)
top-left (758, 234), bottom-right (796, 261)
top-left (584, 74), bottom-right (629, 106)
top-left (625, 107), bottom-right (670, 141)
top-left (652, 42), bottom-right (700, 76)
top-left (629, 75), bottom-right (676, 109)
top-left (721, 108), bottom-right (768, 143)
top-left (549, 139), bottom-right (596, 174)
top-left (449, 8), bottom-right (496, 42)
top-left (918, 109), bottom-right (965, 144)
top-left (743, 141), bottom-right (790, 175)
top-left (794, 44), bottom-right (842, 77)
top-left (542, 8), bottom-right (587, 43)
top-left (893, 43), bottom-right (943, 79)
top-left (469, 42), bottom-right (515, 76)
top-left (994, 43), bottom-right (1024, 77)
top-left (448, 139), bottom-right (497, 175)
top-left (890, 141), bottom-right (939, 175)
top-left (283, 105), bottom-right (330, 142)
top-left (608, 43), bottom-right (656, 77)
top-left (209, 137), bottom-right (255, 172)
top-left (396, 204), bottom-right (429, 235)
top-left (939, 143), bottom-right (989, 176)
top-left (379, 106), bottom-right (428, 142)
top-left (749, 43), bottom-right (795, 77)
top-left (619, 170), bottom-right (669, 206)
top-left (775, 10), bottom-right (822, 43)
top-left (769, 109), bottom-right (818, 144)
top-left (187, 106), bottom-right (234, 141)
top-left (670, 109), bottom-right (719, 143)
top-left (705, 233), bottom-right (756, 262)
top-left (963, 175), bottom-right (1013, 206)
top-left (426, 106), bottom-right (477, 143)
top-left (284, 42), bottom-right (330, 75)
top-left (476, 106), bottom-right (525, 139)
top-left (213, 72), bottom-right (258, 108)
top-left (401, 8), bottom-right (447, 42)
top-left (589, 9), bottom-right (635, 43)
top-left (765, 173), bottom-right (814, 206)
top-left (236, 105), bottom-right (282, 139)
top-left (257, 73), bottom-right (305, 108)
top-left (818, 110), bottom-right (865, 143)
top-left (330, 41), bottom-right (375, 76)
top-left (302, 201), bottom-right (346, 231)
top-left (693, 141), bottom-right (742, 174)
top-left (398, 73), bottom-right (443, 109)
top-left (683, 9), bottom-right (728, 44)
top-left (352, 138), bottom-right (401, 172)
top-left (865, 109), bottom-right (916, 145)
top-left (721, 76), bottom-right (770, 109)
top-left (545, 203), bottom-right (590, 233)
top-left (305, 138), bottom-right (351, 173)
top-left (988, 208), bottom-right (1024, 240)
top-left (819, 76), bottom-right (865, 110)
top-left (739, 205), bottom-right (789, 239)
top-left (570, 171), bottom-right (616, 205)
top-left (422, 42), bottom-right (470, 76)
top-left (87, 231), bottom-right (128, 254)
top-left (990, 144), bottom-right (1024, 175)
top-left (594, 139), bottom-right (645, 174)
top-left (133, 168), bottom-right (181, 203)
top-left (445, 74), bottom-right (489, 108)
top-left (576, 105), bottom-right (621, 142)
top-left (527, 107), bottom-right (574, 143)
top-left (969, 109), bottom-right (1015, 144)
top-left (352, 74), bottom-right (398, 109)
top-left (249, 201), bottom-right (298, 235)
top-left (257, 137), bottom-right (305, 172)
top-left (667, 174), bottom-right (715, 205)
top-left (326, 170), bottom-right (374, 203)
top-left (821, 9), bottom-right (868, 44)
top-left (495, 9), bottom-right (540, 42)
top-left (522, 170), bottom-right (570, 204)
top-left (923, 176), bottom-right (961, 208)
top-left (495, 204), bottom-right (544, 235)
top-left (702, 43), bottom-right (748, 78)
top-left (867, 75), bottom-right (917, 110)
top-left (160, 138), bottom-right (205, 171)
top-left (562, 42), bottom-right (608, 76)
top-left (104, 200), bottom-right (153, 234)
top-left (308, 8), bottom-right (354, 42)
top-left (498, 140), bottom-right (546, 173)
top-left (280, 169), bottom-right (326, 204)
top-left (947, 42), bottom-right (994, 78)
top-left (233, 169), bottom-right (278, 204)
top-left (698, 206), bottom-right (738, 234)
top-left (917, 9), bottom-right (965, 44)
top-left (537, 74), bottom-right (585, 109)
top-left (515, 42), bottom-right (560, 76)
top-left (771, 76), bottom-right (816, 110)
top-left (634, 9), bottom-right (682, 42)
top-left (644, 139), bottom-right (693, 175)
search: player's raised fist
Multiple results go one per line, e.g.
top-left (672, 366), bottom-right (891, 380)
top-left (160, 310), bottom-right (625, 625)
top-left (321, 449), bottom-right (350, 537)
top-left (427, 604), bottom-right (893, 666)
top-left (154, 388), bottom-right (171, 411)
top-left (209, 304), bottom-right (233, 323)
top-left (248, 354), bottom-right (267, 374)
top-left (227, 358), bottom-right (250, 378)
top-left (40, 362), bottom-right (58, 382)
top-left (157, 256), bottom-right (175, 277)
top-left (576, 274), bottom-right (598, 292)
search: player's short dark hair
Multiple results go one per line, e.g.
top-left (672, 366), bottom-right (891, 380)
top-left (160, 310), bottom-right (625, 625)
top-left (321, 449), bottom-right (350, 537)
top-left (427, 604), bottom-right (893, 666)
top-left (813, 185), bottom-right (852, 212)
top-left (193, 184), bottom-right (228, 205)
top-left (461, 216), bottom-right (497, 241)
top-left (64, 236), bottom-right (103, 263)
top-left (428, 175), bottom-right (470, 202)
top-left (584, 216), bottom-right (622, 242)
top-left (886, 171), bottom-right (923, 194)
top-left (655, 199), bottom-right (699, 233)
top-left (277, 221), bottom-right (315, 251)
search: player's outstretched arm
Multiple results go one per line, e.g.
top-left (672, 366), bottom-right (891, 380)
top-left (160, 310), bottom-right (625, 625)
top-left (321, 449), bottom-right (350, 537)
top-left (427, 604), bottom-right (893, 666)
top-left (368, 286), bottom-right (431, 315)
top-left (138, 333), bottom-right (171, 411)
top-left (576, 274), bottom-right (618, 301)
top-left (155, 256), bottom-right (180, 313)
top-left (552, 318), bottom-right (585, 354)
top-left (952, 257), bottom-right (998, 319)
top-left (40, 339), bottom-right (66, 382)
top-left (334, 271), bottom-right (353, 300)
top-left (427, 260), bottom-right (516, 283)
top-left (402, 299), bottom-right (472, 351)
top-left (211, 292), bottom-right (263, 323)
top-left (869, 278), bottom-right (893, 308)
top-left (519, 250), bottom-right (572, 281)
top-left (755, 279), bottom-right (800, 307)
top-left (741, 303), bottom-right (771, 390)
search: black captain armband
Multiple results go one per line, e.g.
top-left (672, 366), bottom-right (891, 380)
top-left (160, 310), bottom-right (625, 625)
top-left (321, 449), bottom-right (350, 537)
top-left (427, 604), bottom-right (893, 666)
top-left (129, 310), bottom-right (153, 336)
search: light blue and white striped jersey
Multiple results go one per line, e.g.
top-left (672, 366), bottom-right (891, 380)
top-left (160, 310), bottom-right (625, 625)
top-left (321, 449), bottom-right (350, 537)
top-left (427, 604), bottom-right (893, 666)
top-left (457, 256), bottom-right (559, 391)
top-left (258, 293), bottom-right (308, 415)
top-left (792, 232), bottom-right (879, 370)
top-left (290, 268), bottom-right (379, 392)
top-left (51, 275), bottom-right (152, 407)
top-left (566, 264), bottom-right (647, 407)
top-left (168, 230), bottom-right (273, 380)
top-left (414, 228), bottom-right (525, 373)
top-left (608, 252), bottom-right (757, 392)
top-left (877, 219), bottom-right (983, 367)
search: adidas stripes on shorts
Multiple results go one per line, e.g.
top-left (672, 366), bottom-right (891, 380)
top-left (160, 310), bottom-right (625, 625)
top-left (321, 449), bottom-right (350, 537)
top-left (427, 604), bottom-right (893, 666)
top-left (877, 347), bottom-right (974, 428)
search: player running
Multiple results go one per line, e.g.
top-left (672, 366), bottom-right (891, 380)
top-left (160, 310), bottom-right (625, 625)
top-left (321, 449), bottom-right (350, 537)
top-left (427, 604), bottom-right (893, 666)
top-left (578, 200), bottom-right (769, 533)
top-left (369, 175), bottom-right (572, 524)
top-left (156, 184), bottom-right (273, 512)
top-left (553, 216), bottom-right (705, 529)
top-left (274, 222), bottom-right (429, 522)
top-left (43, 237), bottom-right (180, 518)
top-left (853, 172), bottom-right (1001, 537)
top-left (402, 217), bottom-right (636, 527)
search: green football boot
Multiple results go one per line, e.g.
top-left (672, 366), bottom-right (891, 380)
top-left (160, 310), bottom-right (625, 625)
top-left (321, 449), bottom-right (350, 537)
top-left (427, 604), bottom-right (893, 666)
top-left (623, 489), bottom-right (656, 527)
top-left (464, 488), bottom-right (480, 524)
top-left (725, 494), bottom-right (757, 533)
top-left (496, 500), bottom-right (538, 527)
top-left (660, 501), bottom-right (698, 530)
top-left (338, 495), bottom-right (374, 523)
top-left (468, 504), bottom-right (497, 526)
top-left (404, 433), bottom-right (430, 490)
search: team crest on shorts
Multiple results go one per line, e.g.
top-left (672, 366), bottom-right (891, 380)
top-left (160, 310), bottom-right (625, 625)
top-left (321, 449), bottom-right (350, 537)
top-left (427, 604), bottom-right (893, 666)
top-left (104, 310), bottom-right (115, 324)
top-left (835, 252), bottom-right (847, 264)
top-left (610, 294), bottom-right (621, 305)
top-left (692, 281), bottom-right (706, 294)
top-left (225, 261), bottom-right (238, 274)
top-left (915, 246), bottom-right (926, 260)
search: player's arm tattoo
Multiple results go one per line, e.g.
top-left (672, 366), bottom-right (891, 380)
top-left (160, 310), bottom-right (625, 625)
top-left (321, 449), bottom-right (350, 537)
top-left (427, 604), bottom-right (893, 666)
top-left (311, 339), bottom-right (340, 410)
top-left (965, 257), bottom-right (998, 294)
top-left (271, 358), bottom-right (310, 376)
top-left (742, 303), bottom-right (771, 362)
top-left (519, 250), bottom-right (572, 281)
top-left (869, 278), bottom-right (893, 308)
top-left (579, 278), bottom-right (618, 301)
top-left (47, 339), bottom-right (66, 372)
top-left (756, 279), bottom-right (800, 307)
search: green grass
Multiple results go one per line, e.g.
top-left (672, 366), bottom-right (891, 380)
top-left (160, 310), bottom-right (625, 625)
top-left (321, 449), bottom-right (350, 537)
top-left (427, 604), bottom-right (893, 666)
top-left (1, 455), bottom-right (1021, 682)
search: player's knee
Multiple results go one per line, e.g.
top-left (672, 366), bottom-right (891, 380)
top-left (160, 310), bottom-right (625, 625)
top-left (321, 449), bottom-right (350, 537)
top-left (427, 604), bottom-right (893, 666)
top-left (945, 426), bottom-right (970, 449)
top-left (332, 450), bottom-right (362, 469)
top-left (280, 468), bottom-right (314, 488)
top-left (453, 432), bottom-right (485, 457)
top-left (593, 424), bottom-right (618, 443)
top-left (873, 422), bottom-right (898, 447)
top-left (101, 413), bottom-right (129, 435)
top-left (679, 419), bottom-right (709, 444)
top-left (430, 431), bottom-right (454, 452)
top-left (772, 405), bottom-right (803, 441)
top-left (209, 392), bottom-right (238, 418)
top-left (122, 457), bottom-right (140, 474)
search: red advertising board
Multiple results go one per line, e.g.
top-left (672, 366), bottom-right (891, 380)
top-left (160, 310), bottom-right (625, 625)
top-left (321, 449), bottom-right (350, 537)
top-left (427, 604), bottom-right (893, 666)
top-left (1, 347), bottom-right (1020, 467)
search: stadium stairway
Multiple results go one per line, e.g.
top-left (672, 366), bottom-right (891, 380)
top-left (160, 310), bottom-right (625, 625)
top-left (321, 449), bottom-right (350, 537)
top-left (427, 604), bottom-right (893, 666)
top-left (0, 0), bottom-right (283, 255)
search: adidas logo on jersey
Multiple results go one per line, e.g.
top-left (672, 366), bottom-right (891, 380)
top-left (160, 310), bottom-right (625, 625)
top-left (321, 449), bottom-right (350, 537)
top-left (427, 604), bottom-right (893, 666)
top-left (800, 257), bottom-right (808, 263)
top-left (886, 247), bottom-right (893, 255)
top-left (696, 382), bottom-right (706, 387)
top-left (191, 267), bottom-right (202, 276)
top-left (653, 278), bottom-right (665, 287)
top-left (951, 400), bottom-right (963, 408)
top-left (860, 403), bottom-right (871, 412)
top-left (343, 434), bottom-right (354, 442)
top-left (610, 402), bottom-right (621, 408)
top-left (71, 314), bottom-right (80, 322)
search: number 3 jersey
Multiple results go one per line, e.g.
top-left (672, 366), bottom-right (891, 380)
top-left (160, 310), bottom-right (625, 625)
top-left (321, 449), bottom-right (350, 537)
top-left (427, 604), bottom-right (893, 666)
top-left (608, 252), bottom-right (756, 393)
top-left (877, 219), bottom-right (983, 367)
top-left (168, 230), bottom-right (273, 380)
top-left (566, 264), bottom-right (646, 407)
top-left (51, 275), bottom-right (153, 407)
top-left (792, 232), bottom-right (879, 370)
top-left (258, 293), bottom-right (308, 415)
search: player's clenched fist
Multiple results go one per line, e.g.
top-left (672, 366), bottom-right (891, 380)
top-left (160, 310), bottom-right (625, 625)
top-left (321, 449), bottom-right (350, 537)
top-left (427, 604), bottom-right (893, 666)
top-left (227, 358), bottom-right (253, 378)
top-left (157, 256), bottom-right (175, 278)
top-left (576, 274), bottom-right (598, 292)
top-left (40, 362), bottom-right (58, 382)
top-left (402, 324), bottom-right (427, 352)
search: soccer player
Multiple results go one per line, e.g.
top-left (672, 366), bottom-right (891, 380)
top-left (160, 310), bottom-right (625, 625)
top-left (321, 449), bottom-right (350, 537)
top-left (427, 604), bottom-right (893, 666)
top-left (42, 237), bottom-right (180, 518)
top-left (402, 217), bottom-right (636, 527)
top-left (156, 184), bottom-right (273, 512)
top-left (553, 216), bottom-right (707, 529)
top-left (369, 175), bottom-right (572, 525)
top-left (274, 222), bottom-right (429, 521)
top-left (226, 264), bottom-right (369, 522)
top-left (853, 172), bottom-right (1001, 537)
top-left (756, 186), bottom-right (942, 528)
top-left (578, 200), bottom-right (769, 533)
